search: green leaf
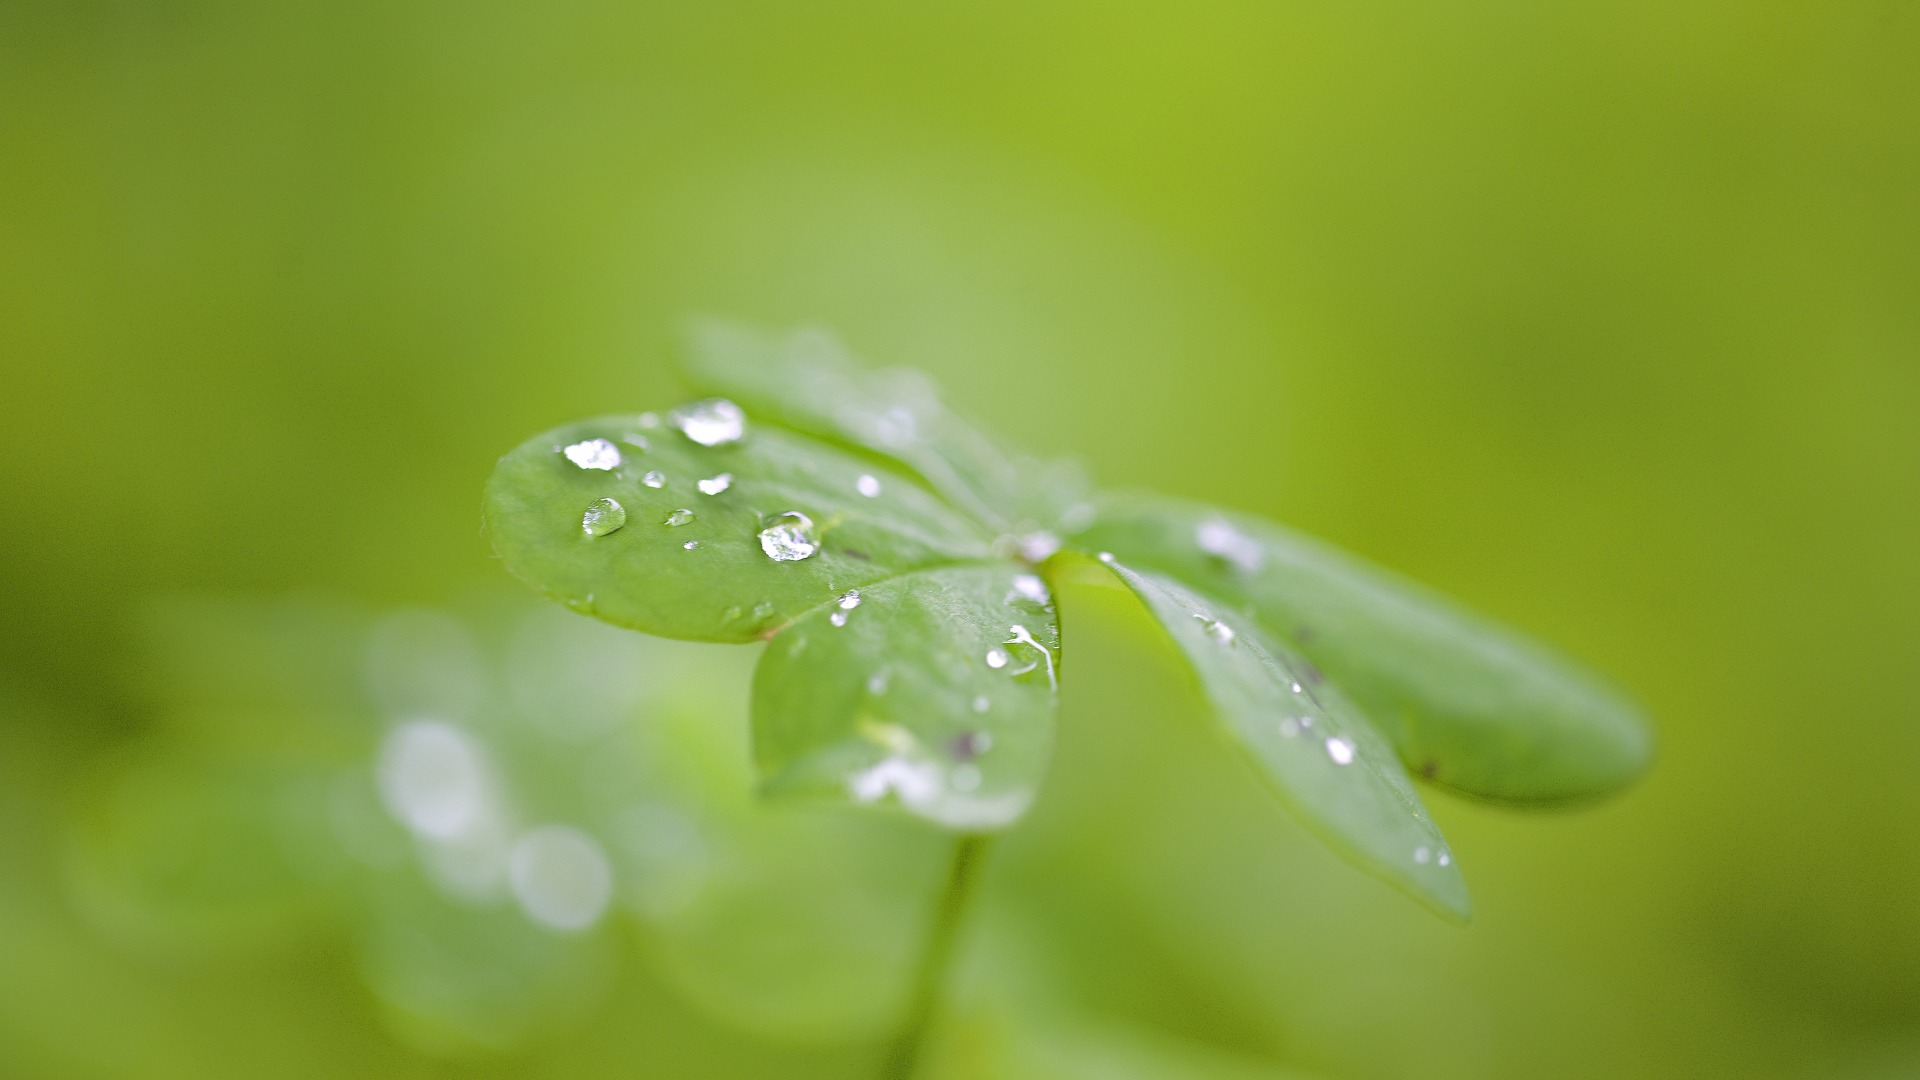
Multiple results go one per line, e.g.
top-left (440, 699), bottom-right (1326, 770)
top-left (680, 320), bottom-right (1090, 533)
top-left (751, 564), bottom-right (1060, 832)
top-left (483, 411), bottom-right (996, 643)
top-left (1073, 495), bottom-right (1651, 805)
top-left (1095, 555), bottom-right (1469, 920)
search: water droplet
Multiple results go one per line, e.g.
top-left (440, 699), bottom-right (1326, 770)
top-left (663, 508), bottom-right (695, 527)
top-left (581, 498), bottom-right (626, 536)
top-left (972, 695), bottom-right (991, 713)
top-left (682, 540), bottom-right (699, 550)
top-left (674, 398), bottom-right (745, 446)
top-left (1414, 846), bottom-right (1432, 864)
top-left (952, 764), bottom-right (982, 792)
top-left (1016, 531), bottom-right (1061, 563)
top-left (1002, 624), bottom-right (1057, 687)
top-left (829, 610), bottom-right (849, 627)
top-left (1196, 517), bottom-right (1265, 572)
top-left (1290, 681), bottom-right (1303, 694)
top-left (1325, 737), bottom-right (1356, 765)
top-left (642, 470), bottom-right (666, 489)
top-left (621, 433), bottom-right (650, 450)
top-left (1194, 614), bottom-right (1236, 646)
top-left (637, 411), bottom-right (660, 429)
top-left (849, 757), bottom-right (939, 805)
top-left (1098, 551), bottom-right (1116, 564)
top-left (855, 474), bottom-right (882, 498)
top-left (723, 606), bottom-right (744, 621)
top-left (563, 438), bottom-right (621, 471)
top-left (508, 825), bottom-right (612, 932)
top-left (985, 648), bottom-right (1009, 669)
top-left (697, 473), bottom-right (733, 495)
top-left (837, 590), bottom-right (862, 610)
top-left (758, 511), bottom-right (818, 561)
top-left (752, 601), bottom-right (775, 620)
top-left (1009, 574), bottom-right (1050, 605)
top-left (867, 671), bottom-right (889, 695)
top-left (1437, 851), bottom-right (1452, 867)
top-left (1278, 717), bottom-right (1301, 738)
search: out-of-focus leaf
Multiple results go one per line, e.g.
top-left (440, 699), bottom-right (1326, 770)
top-left (751, 564), bottom-right (1060, 832)
top-left (680, 321), bottom-right (1090, 533)
top-left (485, 411), bottom-right (994, 644)
top-left (1074, 495), bottom-right (1651, 804)
top-left (1096, 556), bottom-right (1469, 920)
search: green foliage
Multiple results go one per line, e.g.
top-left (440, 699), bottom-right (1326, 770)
top-left (483, 326), bottom-right (1651, 917)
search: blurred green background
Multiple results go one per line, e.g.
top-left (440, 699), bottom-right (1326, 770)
top-left (3, 1), bottom-right (1917, 1077)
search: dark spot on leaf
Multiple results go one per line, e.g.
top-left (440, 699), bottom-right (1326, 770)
top-left (843, 547), bottom-right (871, 561)
top-left (950, 731), bottom-right (989, 761)
top-left (1295, 624), bottom-right (1315, 643)
top-left (1420, 759), bottom-right (1439, 780)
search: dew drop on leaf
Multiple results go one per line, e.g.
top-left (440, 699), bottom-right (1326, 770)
top-left (1195, 517), bottom-right (1265, 572)
top-left (985, 648), bottom-right (1009, 669)
top-left (683, 540), bottom-right (699, 550)
top-left (637, 411), bottom-right (660, 429)
top-left (663, 508), bottom-right (695, 526)
top-left (837, 589), bottom-right (862, 610)
top-left (757, 511), bottom-right (818, 561)
top-left (1325, 737), bottom-right (1356, 765)
top-left (829, 610), bottom-right (849, 627)
top-left (855, 474), bottom-right (882, 498)
top-left (972, 695), bottom-right (991, 713)
top-left (1414, 846), bottom-right (1432, 864)
top-left (621, 433), bottom-right (649, 450)
top-left (581, 497), bottom-right (626, 536)
top-left (1194, 614), bottom-right (1237, 646)
top-left (674, 398), bottom-right (746, 446)
top-left (867, 671), bottom-right (889, 695)
top-left (752, 601), bottom-right (775, 620)
top-left (1009, 574), bottom-right (1049, 605)
top-left (697, 473), bottom-right (733, 495)
top-left (642, 470), bottom-right (666, 489)
top-left (562, 438), bottom-right (621, 471)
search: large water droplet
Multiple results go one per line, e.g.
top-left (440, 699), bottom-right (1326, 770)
top-left (563, 438), bottom-right (621, 471)
top-left (856, 474), bottom-right (882, 498)
top-left (581, 497), bottom-right (626, 536)
top-left (697, 473), bottom-right (733, 495)
top-left (1196, 517), bottom-right (1265, 572)
top-left (663, 508), bottom-right (695, 526)
top-left (1325, 736), bottom-right (1356, 765)
top-left (758, 511), bottom-right (818, 561)
top-left (642, 470), bottom-right (666, 489)
top-left (674, 398), bottom-right (746, 446)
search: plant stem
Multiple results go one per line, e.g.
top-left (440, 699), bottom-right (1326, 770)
top-left (880, 833), bottom-right (993, 1080)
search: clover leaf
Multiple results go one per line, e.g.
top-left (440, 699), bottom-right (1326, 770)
top-left (482, 324), bottom-right (1652, 923)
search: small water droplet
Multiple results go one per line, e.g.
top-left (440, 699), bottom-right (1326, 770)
top-left (563, 439), bottom-right (621, 470)
top-left (837, 590), bottom-right (862, 610)
top-left (855, 474), bottom-right (882, 498)
top-left (663, 508), bottom-right (694, 526)
top-left (1437, 851), bottom-right (1452, 867)
top-left (1009, 574), bottom-right (1049, 605)
top-left (867, 671), bottom-right (889, 695)
top-left (674, 398), bottom-right (745, 446)
top-left (621, 433), bottom-right (650, 450)
top-left (1290, 681), bottom-right (1303, 694)
top-left (1097, 551), bottom-right (1116, 564)
top-left (972, 695), bottom-right (991, 714)
top-left (985, 648), bottom-right (1009, 669)
top-left (697, 473), bottom-right (733, 495)
top-left (1278, 717), bottom-right (1301, 738)
top-left (1325, 737), bottom-right (1356, 765)
top-left (1194, 614), bottom-right (1236, 646)
top-left (723, 606), bottom-right (744, 621)
top-left (683, 540), bottom-right (699, 550)
top-left (758, 511), bottom-right (818, 561)
top-left (581, 498), bottom-right (626, 536)
top-left (829, 610), bottom-right (849, 627)
top-left (637, 412), bottom-right (660, 429)
top-left (642, 470), bottom-right (666, 489)
top-left (752, 601), bottom-right (775, 620)
top-left (1414, 846), bottom-right (1432, 864)
top-left (1196, 518), bottom-right (1265, 572)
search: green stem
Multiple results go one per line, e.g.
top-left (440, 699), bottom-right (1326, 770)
top-left (880, 833), bottom-right (993, 1080)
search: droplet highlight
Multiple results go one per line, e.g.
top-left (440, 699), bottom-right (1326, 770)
top-left (563, 438), bottom-right (621, 471)
top-left (855, 474), bottom-right (882, 498)
top-left (642, 470), bottom-right (666, 489)
top-left (1196, 517), bottom-right (1265, 572)
top-left (1325, 737), bottom-right (1356, 765)
top-left (697, 473), bottom-right (733, 496)
top-left (663, 508), bottom-right (695, 527)
top-left (674, 398), bottom-right (746, 446)
top-left (985, 648), bottom-right (1009, 669)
